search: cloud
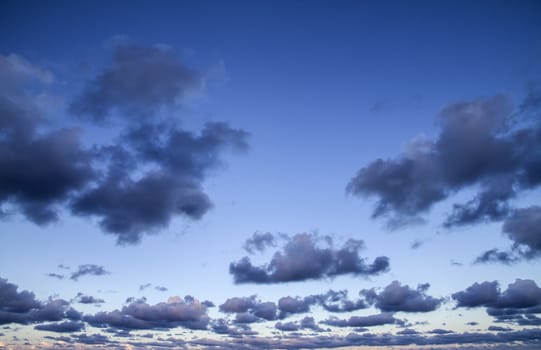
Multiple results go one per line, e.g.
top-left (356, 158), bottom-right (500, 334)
top-left (175, 328), bottom-right (541, 349)
top-left (277, 296), bottom-right (317, 318)
top-left (243, 232), bottom-right (277, 254)
top-left (71, 121), bottom-right (248, 245)
top-left (275, 317), bottom-right (324, 332)
top-left (73, 293), bottom-right (104, 305)
top-left (347, 94), bottom-right (541, 228)
top-left (476, 206), bottom-right (541, 264)
top-left (139, 283), bottom-right (168, 292)
top-left (0, 88), bottom-right (95, 224)
top-left (474, 249), bottom-right (519, 265)
top-left (139, 283), bottom-right (152, 291)
top-left (315, 290), bottom-right (368, 313)
top-left (230, 233), bottom-right (390, 284)
top-left (219, 296), bottom-right (257, 314)
top-left (453, 279), bottom-right (541, 323)
top-left (34, 321), bottom-right (85, 333)
top-left (69, 43), bottom-right (201, 122)
top-left (322, 313), bottom-right (399, 328)
top-left (219, 296), bottom-right (277, 322)
top-left (502, 206), bottom-right (541, 257)
top-left (84, 295), bottom-right (209, 331)
top-left (0, 277), bottom-right (81, 326)
top-left (0, 277), bottom-right (41, 314)
top-left (46, 273), bottom-right (65, 280)
top-left (70, 265), bottom-right (110, 281)
top-left (0, 49), bottom-right (248, 244)
top-left (362, 281), bottom-right (442, 312)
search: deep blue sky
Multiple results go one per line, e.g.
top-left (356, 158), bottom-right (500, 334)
top-left (1, 1), bottom-right (540, 349)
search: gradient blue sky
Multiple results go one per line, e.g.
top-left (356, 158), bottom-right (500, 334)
top-left (1, 1), bottom-right (540, 349)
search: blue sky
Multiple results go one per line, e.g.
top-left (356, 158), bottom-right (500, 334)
top-left (1, 1), bottom-right (540, 349)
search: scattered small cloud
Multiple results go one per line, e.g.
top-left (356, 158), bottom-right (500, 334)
top-left (70, 265), bottom-right (110, 281)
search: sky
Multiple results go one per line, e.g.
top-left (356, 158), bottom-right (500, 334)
top-left (0, 0), bottom-right (540, 349)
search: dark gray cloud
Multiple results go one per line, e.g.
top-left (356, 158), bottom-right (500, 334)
top-left (243, 232), bottom-right (277, 254)
top-left (69, 43), bottom-right (201, 122)
top-left (219, 296), bottom-right (277, 322)
top-left (73, 293), bottom-right (104, 305)
top-left (315, 290), bottom-right (368, 313)
top-left (0, 63), bottom-right (95, 225)
top-left (0, 277), bottom-right (81, 326)
top-left (230, 233), bottom-right (389, 284)
top-left (347, 94), bottom-right (541, 228)
top-left (362, 281), bottom-right (442, 313)
top-left (453, 279), bottom-right (541, 324)
top-left (0, 49), bottom-right (248, 244)
top-left (34, 321), bottom-right (85, 333)
top-left (277, 296), bottom-right (317, 318)
top-left (70, 264), bottom-right (110, 281)
top-left (71, 121), bottom-right (248, 245)
top-left (322, 313), bottom-right (399, 328)
top-left (476, 206), bottom-right (541, 263)
top-left (84, 295), bottom-right (209, 331)
top-left (275, 317), bottom-right (324, 332)
top-left (0, 55), bottom-right (95, 224)
top-left (0, 277), bottom-right (40, 314)
top-left (219, 296), bottom-right (257, 314)
top-left (502, 206), bottom-right (541, 257)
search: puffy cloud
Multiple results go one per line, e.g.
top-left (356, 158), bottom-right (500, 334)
top-left (454, 279), bottom-right (541, 326)
top-left (230, 233), bottom-right (389, 284)
top-left (0, 48), bottom-right (248, 244)
top-left (0, 92), bottom-right (95, 224)
top-left (0, 277), bottom-right (40, 313)
top-left (219, 296), bottom-right (257, 314)
top-left (347, 94), bottom-right (541, 228)
top-left (502, 206), bottom-right (541, 257)
top-left (362, 281), bottom-right (442, 312)
top-left (477, 206), bottom-right (541, 263)
top-left (219, 296), bottom-right (277, 322)
top-left (69, 43), bottom-right (201, 122)
top-left (71, 121), bottom-right (248, 244)
top-left (84, 295), bottom-right (210, 330)
top-left (0, 277), bottom-right (80, 326)
top-left (453, 279), bottom-right (541, 309)
top-left (452, 281), bottom-right (500, 308)
top-left (277, 296), bottom-right (317, 318)
top-left (70, 264), bottom-right (110, 281)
